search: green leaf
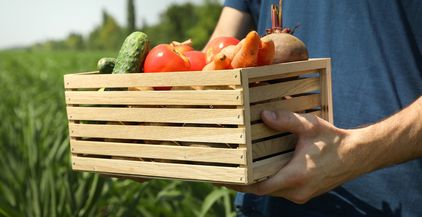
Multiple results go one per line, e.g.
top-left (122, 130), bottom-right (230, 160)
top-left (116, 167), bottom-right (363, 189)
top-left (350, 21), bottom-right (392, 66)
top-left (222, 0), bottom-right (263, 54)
top-left (223, 189), bottom-right (236, 217)
top-left (0, 206), bottom-right (15, 217)
top-left (0, 13), bottom-right (235, 214)
top-left (198, 188), bottom-right (226, 217)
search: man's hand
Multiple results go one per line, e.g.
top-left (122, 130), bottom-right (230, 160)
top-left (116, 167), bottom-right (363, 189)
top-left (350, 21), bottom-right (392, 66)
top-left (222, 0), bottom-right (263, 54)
top-left (227, 110), bottom-right (363, 204)
top-left (226, 96), bottom-right (422, 204)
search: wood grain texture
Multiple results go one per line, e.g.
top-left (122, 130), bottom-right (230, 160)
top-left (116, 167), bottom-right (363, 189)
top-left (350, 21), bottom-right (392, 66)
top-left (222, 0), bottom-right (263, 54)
top-left (98, 172), bottom-right (250, 184)
top-left (251, 123), bottom-right (286, 141)
top-left (64, 59), bottom-right (333, 184)
top-left (250, 94), bottom-right (321, 122)
top-left (65, 71), bottom-right (98, 76)
top-left (252, 152), bottom-right (293, 181)
top-left (65, 90), bottom-right (243, 106)
top-left (245, 58), bottom-right (328, 79)
top-left (248, 70), bottom-right (316, 83)
top-left (252, 134), bottom-right (296, 160)
top-left (64, 70), bottom-right (241, 89)
top-left (240, 71), bottom-right (254, 183)
top-left (251, 110), bottom-right (321, 141)
top-left (320, 59), bottom-right (334, 123)
top-left (249, 77), bottom-right (320, 103)
top-left (68, 123), bottom-right (246, 144)
top-left (70, 140), bottom-right (247, 164)
top-left (72, 156), bottom-right (247, 183)
top-left (66, 107), bottom-right (244, 125)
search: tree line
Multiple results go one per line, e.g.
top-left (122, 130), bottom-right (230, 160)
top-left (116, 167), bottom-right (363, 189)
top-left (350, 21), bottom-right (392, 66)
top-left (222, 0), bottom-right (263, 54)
top-left (31, 0), bottom-right (222, 51)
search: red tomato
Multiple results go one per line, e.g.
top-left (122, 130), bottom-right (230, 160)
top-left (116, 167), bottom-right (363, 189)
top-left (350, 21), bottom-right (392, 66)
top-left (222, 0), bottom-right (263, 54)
top-left (144, 44), bottom-right (190, 72)
top-left (171, 39), bottom-right (194, 54)
top-left (144, 44), bottom-right (191, 90)
top-left (184, 51), bottom-right (206, 71)
top-left (205, 36), bottom-right (240, 63)
top-left (174, 44), bottom-right (194, 54)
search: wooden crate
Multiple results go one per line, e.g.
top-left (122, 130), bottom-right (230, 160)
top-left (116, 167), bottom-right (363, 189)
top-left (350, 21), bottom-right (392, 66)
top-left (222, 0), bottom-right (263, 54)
top-left (64, 58), bottom-right (332, 184)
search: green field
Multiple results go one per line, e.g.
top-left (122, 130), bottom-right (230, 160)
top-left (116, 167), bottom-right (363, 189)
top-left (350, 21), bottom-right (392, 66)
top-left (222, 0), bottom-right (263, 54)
top-left (0, 50), bottom-right (235, 217)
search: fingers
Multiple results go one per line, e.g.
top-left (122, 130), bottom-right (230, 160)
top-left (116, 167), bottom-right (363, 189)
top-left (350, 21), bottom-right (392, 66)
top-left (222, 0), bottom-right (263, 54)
top-left (223, 163), bottom-right (294, 196)
top-left (221, 184), bottom-right (250, 193)
top-left (261, 110), bottom-right (315, 135)
top-left (225, 181), bottom-right (314, 205)
top-left (255, 172), bottom-right (290, 195)
top-left (223, 168), bottom-right (314, 204)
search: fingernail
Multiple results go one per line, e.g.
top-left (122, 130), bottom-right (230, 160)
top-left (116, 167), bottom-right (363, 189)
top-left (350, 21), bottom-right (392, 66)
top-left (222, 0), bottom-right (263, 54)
top-left (262, 110), bottom-right (277, 120)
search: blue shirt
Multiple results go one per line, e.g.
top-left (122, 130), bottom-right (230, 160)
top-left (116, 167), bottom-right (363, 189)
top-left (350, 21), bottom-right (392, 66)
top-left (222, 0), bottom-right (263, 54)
top-left (224, 0), bottom-right (422, 216)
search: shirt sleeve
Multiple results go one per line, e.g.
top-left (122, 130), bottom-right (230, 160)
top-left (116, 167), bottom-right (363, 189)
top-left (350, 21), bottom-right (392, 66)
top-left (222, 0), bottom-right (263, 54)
top-left (223, 0), bottom-right (250, 13)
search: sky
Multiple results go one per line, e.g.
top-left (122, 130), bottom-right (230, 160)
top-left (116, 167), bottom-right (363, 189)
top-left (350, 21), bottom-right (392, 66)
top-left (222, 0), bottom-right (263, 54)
top-left (0, 0), bottom-right (223, 49)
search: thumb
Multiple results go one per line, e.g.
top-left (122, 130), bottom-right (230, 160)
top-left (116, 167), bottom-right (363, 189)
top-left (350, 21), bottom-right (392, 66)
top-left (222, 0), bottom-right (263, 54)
top-left (261, 110), bottom-right (309, 135)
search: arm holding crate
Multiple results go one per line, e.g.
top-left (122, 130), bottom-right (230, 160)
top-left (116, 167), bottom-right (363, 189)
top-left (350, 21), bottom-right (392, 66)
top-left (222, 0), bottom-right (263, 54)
top-left (205, 6), bottom-right (253, 47)
top-left (226, 96), bottom-right (422, 204)
top-left (216, 1), bottom-right (422, 214)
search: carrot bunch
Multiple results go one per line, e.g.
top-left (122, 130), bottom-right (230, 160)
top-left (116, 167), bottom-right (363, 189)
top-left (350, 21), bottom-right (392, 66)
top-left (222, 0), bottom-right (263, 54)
top-left (203, 31), bottom-right (275, 71)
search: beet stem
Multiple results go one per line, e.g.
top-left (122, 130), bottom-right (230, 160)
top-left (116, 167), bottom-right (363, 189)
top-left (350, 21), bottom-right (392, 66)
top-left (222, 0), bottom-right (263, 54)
top-left (271, 5), bottom-right (276, 29)
top-left (279, 0), bottom-right (283, 29)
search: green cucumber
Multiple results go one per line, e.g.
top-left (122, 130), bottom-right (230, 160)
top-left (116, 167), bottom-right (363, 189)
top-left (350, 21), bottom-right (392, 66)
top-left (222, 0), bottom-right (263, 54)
top-left (113, 31), bottom-right (150, 74)
top-left (97, 57), bottom-right (116, 74)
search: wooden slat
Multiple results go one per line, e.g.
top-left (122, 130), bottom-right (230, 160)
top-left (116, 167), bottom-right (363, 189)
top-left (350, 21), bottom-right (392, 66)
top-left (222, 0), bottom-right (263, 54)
top-left (320, 59), bottom-right (334, 123)
top-left (252, 134), bottom-right (296, 159)
top-left (240, 72), bottom-right (254, 183)
top-left (70, 140), bottom-right (246, 164)
top-left (245, 58), bottom-right (328, 79)
top-left (248, 70), bottom-right (316, 83)
top-left (251, 123), bottom-right (285, 141)
top-left (253, 152), bottom-right (293, 181)
top-left (64, 70), bottom-right (241, 89)
top-left (72, 156), bottom-right (247, 183)
top-left (68, 123), bottom-right (245, 144)
top-left (66, 71), bottom-right (99, 76)
top-left (251, 110), bottom-right (321, 141)
top-left (249, 77), bottom-right (320, 103)
top-left (65, 90), bottom-right (243, 106)
top-left (250, 94), bottom-right (320, 122)
top-left (66, 107), bottom-right (244, 125)
top-left (98, 172), bottom-right (246, 184)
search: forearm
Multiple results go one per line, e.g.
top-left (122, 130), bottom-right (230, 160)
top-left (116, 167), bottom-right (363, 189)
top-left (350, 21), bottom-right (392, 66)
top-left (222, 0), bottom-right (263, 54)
top-left (203, 7), bottom-right (253, 51)
top-left (348, 96), bottom-right (422, 174)
top-left (225, 96), bottom-right (422, 203)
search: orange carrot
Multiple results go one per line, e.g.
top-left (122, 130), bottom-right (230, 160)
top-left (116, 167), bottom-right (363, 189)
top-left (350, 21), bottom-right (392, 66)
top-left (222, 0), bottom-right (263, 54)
top-left (231, 31), bottom-right (261, 68)
top-left (202, 53), bottom-right (232, 71)
top-left (257, 37), bottom-right (275, 66)
top-left (202, 61), bottom-right (216, 71)
top-left (220, 45), bottom-right (236, 60)
top-left (233, 39), bottom-right (244, 58)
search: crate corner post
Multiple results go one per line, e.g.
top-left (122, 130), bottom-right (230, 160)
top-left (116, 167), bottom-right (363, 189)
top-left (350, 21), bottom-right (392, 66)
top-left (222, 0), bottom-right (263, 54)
top-left (320, 58), bottom-right (333, 123)
top-left (240, 69), bottom-right (254, 184)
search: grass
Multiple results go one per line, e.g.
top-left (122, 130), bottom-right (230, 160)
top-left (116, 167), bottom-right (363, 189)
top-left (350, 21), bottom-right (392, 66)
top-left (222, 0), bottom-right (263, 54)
top-left (0, 49), bottom-right (236, 217)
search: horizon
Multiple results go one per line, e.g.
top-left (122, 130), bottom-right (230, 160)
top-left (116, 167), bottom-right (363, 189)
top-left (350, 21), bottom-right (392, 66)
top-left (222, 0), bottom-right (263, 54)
top-left (0, 0), bottom-right (223, 50)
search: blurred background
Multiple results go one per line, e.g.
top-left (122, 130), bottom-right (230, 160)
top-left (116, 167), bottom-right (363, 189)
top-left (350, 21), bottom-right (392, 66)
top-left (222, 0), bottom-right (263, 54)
top-left (0, 0), bottom-right (239, 216)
